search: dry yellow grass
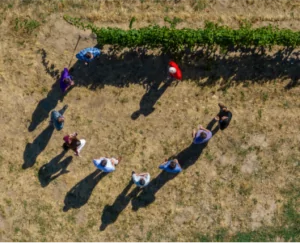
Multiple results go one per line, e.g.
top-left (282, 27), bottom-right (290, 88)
top-left (0, 0), bottom-right (299, 241)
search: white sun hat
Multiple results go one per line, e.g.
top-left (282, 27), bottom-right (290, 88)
top-left (169, 67), bottom-right (176, 74)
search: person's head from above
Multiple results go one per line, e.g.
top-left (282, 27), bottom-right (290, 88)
top-left (139, 178), bottom-right (145, 186)
top-left (85, 52), bottom-right (93, 59)
top-left (168, 160), bottom-right (177, 170)
top-left (100, 159), bottom-right (107, 167)
top-left (169, 67), bottom-right (176, 74)
top-left (63, 77), bottom-right (72, 84)
top-left (200, 132), bottom-right (207, 139)
top-left (57, 116), bottom-right (65, 123)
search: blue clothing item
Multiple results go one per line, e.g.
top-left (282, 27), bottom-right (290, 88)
top-left (193, 130), bottom-right (212, 144)
top-left (76, 47), bottom-right (101, 63)
top-left (159, 160), bottom-right (182, 173)
top-left (51, 110), bottom-right (64, 131)
top-left (93, 158), bottom-right (115, 173)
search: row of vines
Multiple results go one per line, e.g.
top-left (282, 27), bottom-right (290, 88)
top-left (64, 15), bottom-right (300, 52)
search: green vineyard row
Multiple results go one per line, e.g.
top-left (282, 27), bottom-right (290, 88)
top-left (64, 15), bottom-right (300, 52)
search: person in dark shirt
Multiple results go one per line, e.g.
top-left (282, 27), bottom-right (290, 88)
top-left (215, 103), bottom-right (232, 130)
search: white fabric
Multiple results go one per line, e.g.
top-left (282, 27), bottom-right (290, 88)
top-left (77, 139), bottom-right (86, 152)
top-left (96, 157), bottom-right (115, 170)
top-left (111, 157), bottom-right (119, 165)
top-left (169, 67), bottom-right (176, 74)
top-left (132, 173), bottom-right (150, 187)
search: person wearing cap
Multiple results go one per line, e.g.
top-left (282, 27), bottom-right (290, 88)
top-left (76, 47), bottom-right (101, 65)
top-left (159, 159), bottom-right (182, 173)
top-left (60, 68), bottom-right (74, 93)
top-left (132, 171), bottom-right (150, 188)
top-left (168, 61), bottom-right (182, 80)
top-left (192, 125), bottom-right (212, 144)
top-left (63, 132), bottom-right (86, 156)
top-left (93, 157), bottom-right (121, 173)
top-left (214, 103), bottom-right (232, 130)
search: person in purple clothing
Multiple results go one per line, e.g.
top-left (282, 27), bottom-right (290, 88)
top-left (192, 125), bottom-right (212, 144)
top-left (159, 159), bottom-right (182, 173)
top-left (60, 68), bottom-right (74, 93)
top-left (76, 47), bottom-right (101, 65)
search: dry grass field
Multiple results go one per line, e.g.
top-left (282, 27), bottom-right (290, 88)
top-left (0, 0), bottom-right (299, 241)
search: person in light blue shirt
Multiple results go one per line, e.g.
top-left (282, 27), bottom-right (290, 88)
top-left (76, 47), bottom-right (101, 65)
top-left (159, 159), bottom-right (182, 173)
top-left (93, 157), bottom-right (121, 173)
top-left (50, 105), bottom-right (68, 131)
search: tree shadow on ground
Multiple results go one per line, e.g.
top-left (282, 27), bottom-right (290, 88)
top-left (38, 150), bottom-right (72, 187)
top-left (23, 125), bottom-right (54, 169)
top-left (131, 142), bottom-right (208, 211)
top-left (99, 180), bottom-right (141, 231)
top-left (63, 169), bottom-right (107, 211)
top-left (28, 49), bottom-right (72, 132)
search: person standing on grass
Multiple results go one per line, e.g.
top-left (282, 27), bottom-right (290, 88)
top-left (215, 103), bottom-right (232, 130)
top-left (60, 68), bottom-right (74, 93)
top-left (50, 105), bottom-right (68, 131)
top-left (76, 47), bottom-right (101, 66)
top-left (93, 157), bottom-right (121, 173)
top-left (63, 132), bottom-right (86, 156)
top-left (159, 159), bottom-right (182, 173)
top-left (132, 171), bottom-right (150, 188)
top-left (192, 125), bottom-right (212, 144)
top-left (168, 60), bottom-right (182, 80)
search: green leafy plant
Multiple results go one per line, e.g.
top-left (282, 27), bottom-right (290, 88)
top-left (64, 15), bottom-right (300, 54)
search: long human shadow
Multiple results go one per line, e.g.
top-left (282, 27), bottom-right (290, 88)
top-left (28, 49), bottom-right (71, 132)
top-left (99, 180), bottom-right (141, 231)
top-left (22, 125), bottom-right (54, 169)
top-left (206, 118), bottom-right (219, 136)
top-left (131, 79), bottom-right (173, 120)
top-left (131, 142), bottom-right (208, 211)
top-left (38, 150), bottom-right (72, 187)
top-left (63, 169), bottom-right (107, 211)
top-left (66, 46), bottom-right (299, 119)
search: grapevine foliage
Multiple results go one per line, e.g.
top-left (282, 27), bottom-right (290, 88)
top-left (64, 15), bottom-right (300, 53)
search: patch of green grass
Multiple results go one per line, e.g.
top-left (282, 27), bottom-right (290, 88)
top-left (261, 92), bottom-right (268, 102)
top-left (238, 183), bottom-right (253, 196)
top-left (14, 17), bottom-right (40, 34)
top-left (192, 0), bottom-right (208, 11)
top-left (258, 109), bottom-right (262, 119)
top-left (119, 97), bottom-right (129, 104)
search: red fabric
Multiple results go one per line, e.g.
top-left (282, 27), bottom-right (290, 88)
top-left (168, 61), bottom-right (182, 80)
top-left (63, 135), bottom-right (70, 143)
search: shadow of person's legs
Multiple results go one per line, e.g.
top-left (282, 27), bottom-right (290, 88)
top-left (131, 80), bottom-right (171, 120)
top-left (63, 170), bottom-right (107, 211)
top-left (28, 82), bottom-right (62, 132)
top-left (131, 171), bottom-right (177, 211)
top-left (23, 125), bottom-right (55, 169)
top-left (38, 151), bottom-right (72, 187)
top-left (206, 118), bottom-right (219, 136)
top-left (100, 180), bottom-right (141, 231)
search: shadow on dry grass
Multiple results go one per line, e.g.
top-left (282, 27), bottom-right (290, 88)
top-left (99, 180), bottom-right (141, 231)
top-left (63, 170), bottom-right (107, 212)
top-left (38, 150), bottom-right (72, 187)
top-left (23, 125), bottom-right (54, 169)
top-left (28, 47), bottom-right (299, 130)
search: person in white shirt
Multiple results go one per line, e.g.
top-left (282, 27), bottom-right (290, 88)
top-left (93, 157), bottom-right (121, 173)
top-left (132, 171), bottom-right (150, 187)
